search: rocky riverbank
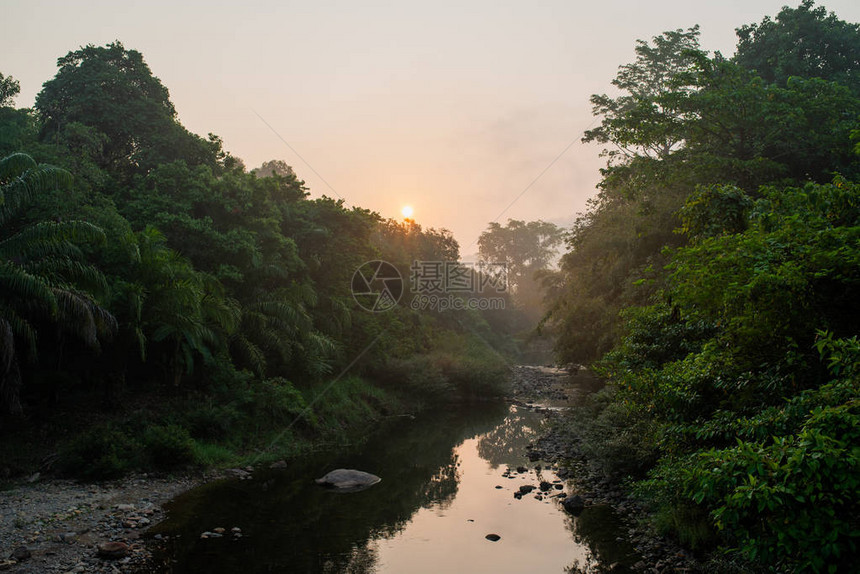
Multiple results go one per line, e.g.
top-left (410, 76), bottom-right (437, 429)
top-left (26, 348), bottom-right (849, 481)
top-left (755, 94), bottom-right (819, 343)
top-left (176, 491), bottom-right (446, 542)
top-left (2, 367), bottom-right (700, 574)
top-left (0, 473), bottom-right (206, 573)
top-left (510, 365), bottom-right (701, 574)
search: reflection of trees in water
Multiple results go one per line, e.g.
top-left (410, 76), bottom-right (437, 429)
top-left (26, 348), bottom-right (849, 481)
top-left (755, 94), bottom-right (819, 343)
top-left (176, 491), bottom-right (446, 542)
top-left (321, 542), bottom-right (378, 574)
top-left (423, 452), bottom-right (460, 510)
top-left (154, 402), bottom-right (507, 573)
top-left (476, 406), bottom-right (547, 468)
top-left (561, 506), bottom-right (638, 573)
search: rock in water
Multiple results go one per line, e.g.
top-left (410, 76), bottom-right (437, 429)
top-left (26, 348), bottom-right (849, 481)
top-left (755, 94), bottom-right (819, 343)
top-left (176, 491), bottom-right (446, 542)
top-left (315, 469), bottom-right (381, 492)
top-left (562, 495), bottom-right (585, 515)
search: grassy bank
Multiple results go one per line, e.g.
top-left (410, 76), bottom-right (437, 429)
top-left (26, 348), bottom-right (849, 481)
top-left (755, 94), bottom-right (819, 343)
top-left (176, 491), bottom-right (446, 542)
top-left (1, 334), bottom-right (512, 484)
top-left (0, 375), bottom-right (404, 483)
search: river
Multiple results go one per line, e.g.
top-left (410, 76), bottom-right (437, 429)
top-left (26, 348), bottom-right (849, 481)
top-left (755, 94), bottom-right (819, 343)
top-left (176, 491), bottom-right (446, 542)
top-left (147, 374), bottom-right (639, 573)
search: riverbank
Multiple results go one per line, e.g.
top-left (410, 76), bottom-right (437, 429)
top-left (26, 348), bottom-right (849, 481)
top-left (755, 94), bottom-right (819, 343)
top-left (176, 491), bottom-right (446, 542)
top-left (3, 366), bottom-right (699, 573)
top-left (0, 376), bottom-right (408, 572)
top-left (0, 472), bottom-right (205, 573)
top-left (511, 365), bottom-right (701, 573)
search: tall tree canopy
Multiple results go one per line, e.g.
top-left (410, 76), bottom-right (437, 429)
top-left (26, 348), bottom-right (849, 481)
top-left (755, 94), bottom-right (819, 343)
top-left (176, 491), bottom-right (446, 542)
top-left (735, 0), bottom-right (860, 93)
top-left (35, 42), bottom-right (221, 178)
top-left (0, 73), bottom-right (20, 108)
top-left (478, 219), bottom-right (563, 322)
top-left (550, 6), bottom-right (860, 365)
top-left (583, 26), bottom-right (702, 162)
top-left (548, 4), bottom-right (860, 570)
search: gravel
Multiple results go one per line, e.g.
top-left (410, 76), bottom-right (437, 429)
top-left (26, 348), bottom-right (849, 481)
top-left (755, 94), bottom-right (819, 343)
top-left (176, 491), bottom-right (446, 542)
top-left (0, 473), bottom-right (201, 573)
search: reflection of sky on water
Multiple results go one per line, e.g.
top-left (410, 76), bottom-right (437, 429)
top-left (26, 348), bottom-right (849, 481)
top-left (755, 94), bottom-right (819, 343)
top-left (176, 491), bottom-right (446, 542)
top-left (152, 401), bottom-right (636, 573)
top-left (477, 405), bottom-right (546, 468)
top-left (372, 411), bottom-right (589, 573)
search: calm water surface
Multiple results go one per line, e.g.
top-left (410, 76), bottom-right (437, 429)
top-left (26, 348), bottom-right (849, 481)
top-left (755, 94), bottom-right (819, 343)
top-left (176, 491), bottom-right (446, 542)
top-left (150, 400), bottom-right (638, 573)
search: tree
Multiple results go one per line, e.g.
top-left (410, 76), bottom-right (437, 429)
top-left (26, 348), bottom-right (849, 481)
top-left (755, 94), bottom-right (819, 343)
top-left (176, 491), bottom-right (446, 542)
top-left (478, 219), bottom-right (563, 321)
top-left (679, 55), bottom-right (860, 186)
top-left (253, 159), bottom-right (295, 178)
top-left (551, 12), bottom-right (860, 365)
top-left (375, 218), bottom-right (460, 263)
top-left (0, 73), bottom-right (20, 107)
top-left (35, 42), bottom-right (220, 178)
top-left (583, 27), bottom-right (703, 163)
top-left (735, 0), bottom-right (860, 93)
top-left (133, 227), bottom-right (235, 387)
top-left (0, 153), bottom-right (115, 414)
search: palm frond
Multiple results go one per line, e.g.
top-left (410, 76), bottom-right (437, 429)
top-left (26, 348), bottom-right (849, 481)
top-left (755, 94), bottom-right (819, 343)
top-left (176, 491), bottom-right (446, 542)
top-left (0, 262), bottom-right (58, 315)
top-left (0, 163), bottom-right (73, 225)
top-left (0, 221), bottom-right (106, 259)
top-left (230, 335), bottom-right (267, 378)
top-left (0, 153), bottom-right (38, 180)
top-left (0, 238), bottom-right (84, 263)
top-left (0, 307), bottom-right (37, 362)
top-left (0, 318), bottom-right (15, 373)
top-left (53, 289), bottom-right (117, 350)
top-left (133, 327), bottom-right (147, 361)
top-left (54, 289), bottom-right (100, 349)
top-left (23, 259), bottom-right (110, 299)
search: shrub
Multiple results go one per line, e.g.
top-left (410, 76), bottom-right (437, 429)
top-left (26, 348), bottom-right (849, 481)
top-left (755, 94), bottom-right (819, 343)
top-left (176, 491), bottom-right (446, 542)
top-left (246, 378), bottom-right (311, 429)
top-left (184, 402), bottom-right (240, 440)
top-left (567, 386), bottom-right (661, 478)
top-left (382, 355), bottom-right (452, 401)
top-left (377, 334), bottom-right (511, 401)
top-left (191, 441), bottom-right (234, 467)
top-left (142, 424), bottom-right (196, 470)
top-left (57, 425), bottom-right (138, 480)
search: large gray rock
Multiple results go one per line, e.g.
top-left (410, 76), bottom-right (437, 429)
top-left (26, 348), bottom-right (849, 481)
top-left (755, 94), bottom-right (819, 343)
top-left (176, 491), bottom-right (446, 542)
top-left (315, 469), bottom-right (381, 492)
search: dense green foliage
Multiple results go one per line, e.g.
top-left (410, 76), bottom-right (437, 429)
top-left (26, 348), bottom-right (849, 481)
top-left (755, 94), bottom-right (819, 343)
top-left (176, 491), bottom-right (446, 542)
top-left (0, 42), bottom-right (512, 478)
top-left (548, 8), bottom-right (860, 366)
top-left (551, 3), bottom-right (860, 571)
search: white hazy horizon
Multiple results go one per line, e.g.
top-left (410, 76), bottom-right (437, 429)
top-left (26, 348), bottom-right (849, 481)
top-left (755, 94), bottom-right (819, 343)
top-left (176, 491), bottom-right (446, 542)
top-left (4, 0), bottom-right (859, 249)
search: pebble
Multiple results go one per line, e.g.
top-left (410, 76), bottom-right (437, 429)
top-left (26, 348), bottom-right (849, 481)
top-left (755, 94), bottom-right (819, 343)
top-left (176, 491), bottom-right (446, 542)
top-left (11, 547), bottom-right (30, 561)
top-left (97, 541), bottom-right (129, 559)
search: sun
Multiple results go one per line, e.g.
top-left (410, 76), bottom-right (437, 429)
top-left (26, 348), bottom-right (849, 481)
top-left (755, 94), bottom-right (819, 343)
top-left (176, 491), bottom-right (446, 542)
top-left (401, 205), bottom-right (414, 218)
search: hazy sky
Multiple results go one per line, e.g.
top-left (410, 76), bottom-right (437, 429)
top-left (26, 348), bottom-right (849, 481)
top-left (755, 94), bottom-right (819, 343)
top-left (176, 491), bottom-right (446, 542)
top-left (4, 0), bottom-right (859, 254)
